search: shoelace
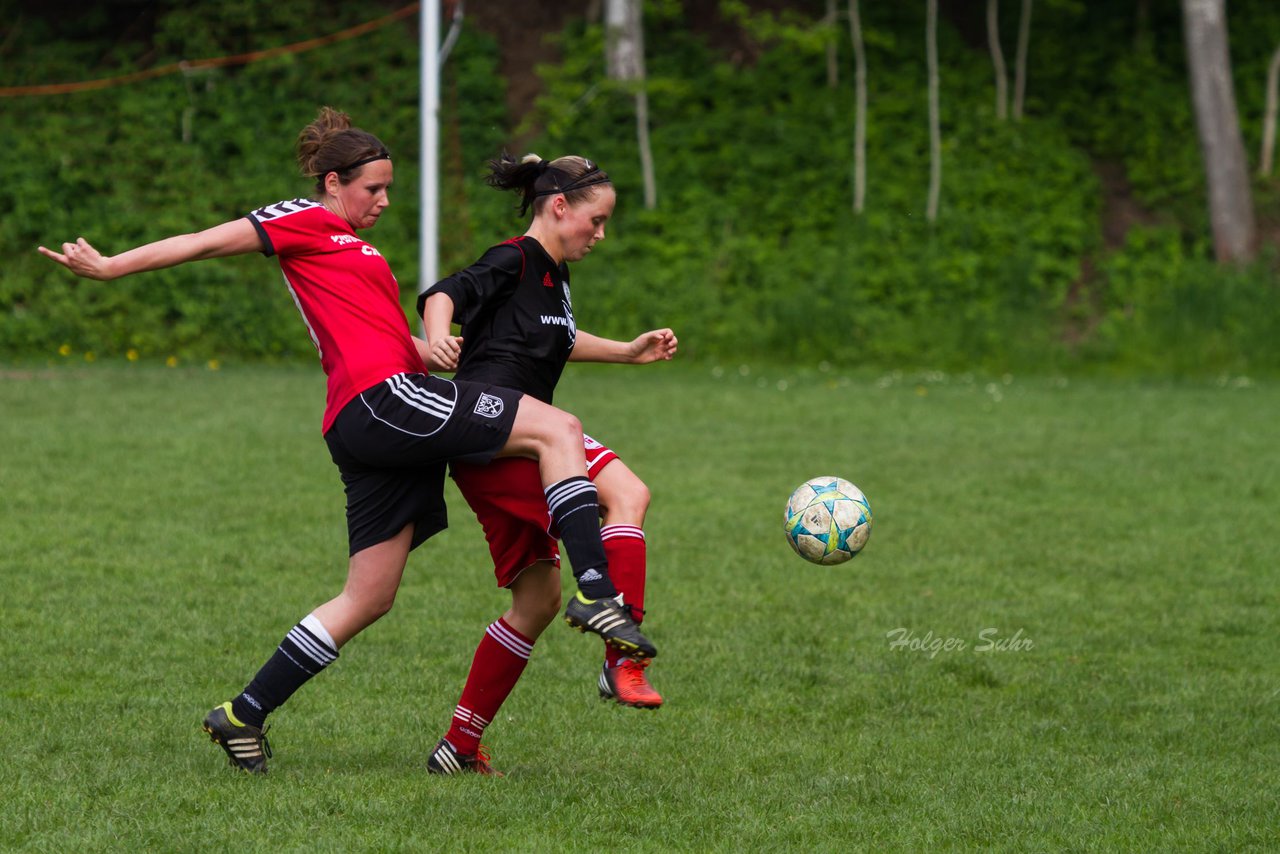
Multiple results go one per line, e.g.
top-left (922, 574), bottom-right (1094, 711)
top-left (474, 744), bottom-right (501, 776)
top-left (618, 659), bottom-right (652, 689)
top-left (260, 725), bottom-right (273, 760)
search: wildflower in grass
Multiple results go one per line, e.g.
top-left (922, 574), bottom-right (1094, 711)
top-left (84, 351), bottom-right (96, 362)
top-left (127, 349), bottom-right (139, 361)
top-left (207, 359), bottom-right (221, 371)
top-left (166, 356), bottom-right (178, 368)
top-left (58, 344), bottom-right (72, 357)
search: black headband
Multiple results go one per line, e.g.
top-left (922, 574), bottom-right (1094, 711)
top-left (533, 162), bottom-right (610, 198)
top-left (330, 152), bottom-right (391, 175)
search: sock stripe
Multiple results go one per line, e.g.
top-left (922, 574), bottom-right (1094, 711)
top-left (286, 625), bottom-right (338, 667)
top-left (276, 644), bottom-right (317, 677)
top-left (300, 614), bottom-right (337, 650)
top-left (486, 621), bottom-right (533, 659)
top-left (601, 524), bottom-right (645, 542)
top-left (555, 503), bottom-right (599, 524)
top-left (545, 477), bottom-right (596, 509)
top-left (453, 705), bottom-right (491, 729)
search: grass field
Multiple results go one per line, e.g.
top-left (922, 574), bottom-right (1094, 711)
top-left (1, 361), bottom-right (1276, 852)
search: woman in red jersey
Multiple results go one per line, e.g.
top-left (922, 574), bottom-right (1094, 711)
top-left (38, 108), bottom-right (652, 775)
top-left (418, 153), bottom-right (675, 775)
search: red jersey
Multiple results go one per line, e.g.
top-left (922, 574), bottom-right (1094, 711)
top-left (247, 199), bottom-right (423, 433)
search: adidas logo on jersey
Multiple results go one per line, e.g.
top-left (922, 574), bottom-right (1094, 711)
top-left (542, 272), bottom-right (555, 288)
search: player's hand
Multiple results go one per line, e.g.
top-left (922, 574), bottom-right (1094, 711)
top-left (428, 335), bottom-right (464, 372)
top-left (630, 329), bottom-right (677, 364)
top-left (37, 238), bottom-right (115, 280)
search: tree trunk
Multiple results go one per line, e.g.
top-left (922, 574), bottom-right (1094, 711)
top-left (1013, 0), bottom-right (1032, 120)
top-left (1136, 0), bottom-right (1151, 49)
top-left (605, 0), bottom-right (656, 209)
top-left (987, 0), bottom-right (1008, 120)
top-left (1183, 0), bottom-right (1256, 263)
top-left (439, 0), bottom-right (465, 66)
top-left (849, 0), bottom-right (867, 213)
top-left (927, 0), bottom-right (941, 222)
top-left (634, 85), bottom-right (656, 209)
top-left (825, 0), bottom-right (839, 88)
top-left (1260, 44), bottom-right (1280, 176)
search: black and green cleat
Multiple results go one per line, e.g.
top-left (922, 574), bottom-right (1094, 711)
top-left (563, 592), bottom-right (657, 660)
top-left (202, 702), bottom-right (271, 774)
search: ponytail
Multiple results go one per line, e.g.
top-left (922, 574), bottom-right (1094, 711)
top-left (296, 107), bottom-right (391, 194)
top-left (486, 152), bottom-right (611, 217)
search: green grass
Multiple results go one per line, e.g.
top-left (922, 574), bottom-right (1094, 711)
top-left (1, 361), bottom-right (1277, 852)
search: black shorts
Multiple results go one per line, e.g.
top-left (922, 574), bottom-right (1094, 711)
top-left (323, 372), bottom-right (521, 555)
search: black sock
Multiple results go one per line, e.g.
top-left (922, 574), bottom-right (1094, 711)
top-left (545, 476), bottom-right (618, 599)
top-left (231, 617), bottom-right (339, 728)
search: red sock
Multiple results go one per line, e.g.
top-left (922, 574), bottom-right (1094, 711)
top-left (445, 617), bottom-right (533, 756)
top-left (601, 524), bottom-right (647, 669)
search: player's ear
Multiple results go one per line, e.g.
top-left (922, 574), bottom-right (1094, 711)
top-left (323, 171), bottom-right (341, 198)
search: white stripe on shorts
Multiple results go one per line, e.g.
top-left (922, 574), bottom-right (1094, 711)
top-left (387, 373), bottom-right (455, 420)
top-left (585, 448), bottom-right (615, 475)
top-left (360, 374), bottom-right (456, 438)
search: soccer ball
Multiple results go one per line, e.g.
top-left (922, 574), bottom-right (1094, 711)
top-left (783, 476), bottom-right (872, 565)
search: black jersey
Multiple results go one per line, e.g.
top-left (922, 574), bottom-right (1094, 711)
top-left (420, 236), bottom-right (576, 404)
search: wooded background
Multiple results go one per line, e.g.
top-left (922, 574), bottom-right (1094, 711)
top-left (2, 0), bottom-right (1277, 374)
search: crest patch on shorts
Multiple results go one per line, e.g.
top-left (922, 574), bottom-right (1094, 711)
top-left (474, 393), bottom-right (505, 418)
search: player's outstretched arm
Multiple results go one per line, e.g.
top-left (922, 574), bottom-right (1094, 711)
top-left (570, 328), bottom-right (677, 365)
top-left (37, 219), bottom-right (264, 281)
top-left (421, 291), bottom-right (464, 372)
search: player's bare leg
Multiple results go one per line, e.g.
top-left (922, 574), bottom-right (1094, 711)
top-left (205, 526), bottom-right (414, 773)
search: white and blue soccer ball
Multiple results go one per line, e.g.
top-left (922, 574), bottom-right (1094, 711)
top-left (783, 476), bottom-right (872, 565)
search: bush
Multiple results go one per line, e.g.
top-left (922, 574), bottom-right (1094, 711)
top-left (3, 0), bottom-right (1278, 375)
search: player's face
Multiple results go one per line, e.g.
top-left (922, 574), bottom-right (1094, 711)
top-left (559, 186), bottom-right (615, 262)
top-left (333, 159), bottom-right (393, 230)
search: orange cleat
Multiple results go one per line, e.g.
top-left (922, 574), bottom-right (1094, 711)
top-left (598, 659), bottom-right (663, 709)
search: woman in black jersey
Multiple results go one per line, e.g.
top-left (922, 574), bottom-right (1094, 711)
top-left (418, 153), bottom-right (674, 774)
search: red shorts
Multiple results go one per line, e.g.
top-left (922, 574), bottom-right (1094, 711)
top-left (450, 434), bottom-right (619, 587)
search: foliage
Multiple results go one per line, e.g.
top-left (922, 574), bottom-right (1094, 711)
top-left (1089, 227), bottom-right (1280, 374)
top-left (517, 0), bottom-right (1280, 374)
top-left (526, 4), bottom-right (1098, 370)
top-left (2, 0), bottom-right (1279, 373)
top-left (0, 2), bottom-right (433, 361)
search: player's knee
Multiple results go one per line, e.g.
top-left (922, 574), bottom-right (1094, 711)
top-left (603, 474), bottom-right (650, 518)
top-left (512, 586), bottom-right (561, 634)
top-left (357, 589), bottom-right (398, 622)
top-left (511, 404), bottom-right (583, 457)
top-left (553, 409), bottom-right (583, 442)
top-left (623, 478), bottom-right (651, 514)
top-left (534, 588), bottom-right (562, 629)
